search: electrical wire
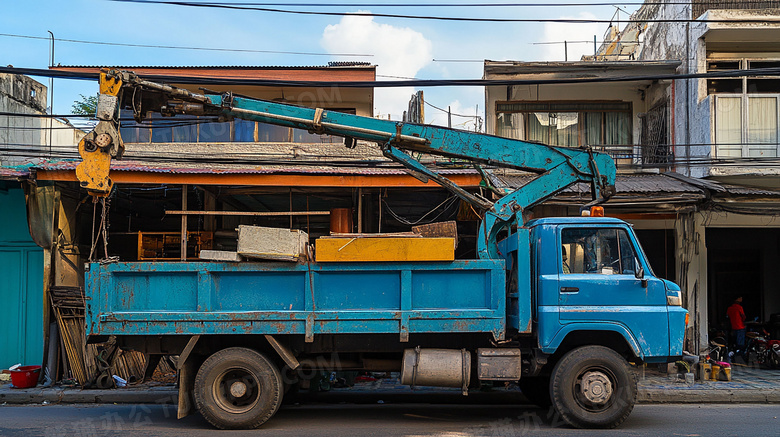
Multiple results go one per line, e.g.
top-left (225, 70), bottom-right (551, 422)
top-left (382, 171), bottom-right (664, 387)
top-left (4, 65), bottom-right (780, 89)
top-left (382, 195), bottom-right (459, 226)
top-left (0, 32), bottom-right (372, 57)
top-left (0, 111), bottom-right (96, 118)
top-left (424, 100), bottom-right (479, 118)
top-left (126, 2), bottom-right (758, 7)
top-left (110, 0), bottom-right (780, 24)
top-left (3, 142), bottom-right (780, 170)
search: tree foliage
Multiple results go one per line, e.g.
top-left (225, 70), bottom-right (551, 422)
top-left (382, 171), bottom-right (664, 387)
top-left (71, 93), bottom-right (99, 116)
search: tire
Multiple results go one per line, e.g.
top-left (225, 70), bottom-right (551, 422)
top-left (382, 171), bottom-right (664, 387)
top-left (194, 347), bottom-right (283, 430)
top-left (519, 376), bottom-right (552, 408)
top-left (770, 352), bottom-right (780, 369)
top-left (550, 346), bottom-right (636, 429)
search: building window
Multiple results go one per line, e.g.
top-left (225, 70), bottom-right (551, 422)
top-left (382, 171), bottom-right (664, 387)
top-left (495, 101), bottom-right (632, 148)
top-left (710, 59), bottom-right (780, 158)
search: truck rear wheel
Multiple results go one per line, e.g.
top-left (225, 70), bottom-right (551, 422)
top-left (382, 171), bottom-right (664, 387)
top-left (550, 345), bottom-right (636, 429)
top-left (194, 347), bottom-right (283, 429)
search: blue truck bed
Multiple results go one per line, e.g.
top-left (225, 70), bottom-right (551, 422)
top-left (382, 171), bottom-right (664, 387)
top-left (86, 260), bottom-right (507, 341)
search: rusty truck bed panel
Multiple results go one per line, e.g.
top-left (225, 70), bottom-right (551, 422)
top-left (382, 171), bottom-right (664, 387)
top-left (85, 260), bottom-right (506, 341)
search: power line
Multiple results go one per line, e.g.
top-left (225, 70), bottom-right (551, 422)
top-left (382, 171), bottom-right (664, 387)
top-left (424, 100), bottom-right (478, 118)
top-left (0, 111), bottom-right (96, 118)
top-left (137, 2), bottom-right (706, 7)
top-left (111, 0), bottom-right (780, 24)
top-left (4, 65), bottom-right (780, 89)
top-left (0, 32), bottom-right (372, 57)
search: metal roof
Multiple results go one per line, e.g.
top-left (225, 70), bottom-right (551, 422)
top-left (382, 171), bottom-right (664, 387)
top-left (25, 159), bottom-right (478, 176)
top-left (721, 184), bottom-right (780, 197)
top-left (489, 173), bottom-right (705, 195)
top-left (484, 60), bottom-right (681, 76)
top-left (53, 63), bottom-right (375, 70)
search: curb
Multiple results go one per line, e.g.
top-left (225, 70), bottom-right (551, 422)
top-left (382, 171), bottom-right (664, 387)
top-left (0, 387), bottom-right (177, 405)
top-left (638, 388), bottom-right (780, 404)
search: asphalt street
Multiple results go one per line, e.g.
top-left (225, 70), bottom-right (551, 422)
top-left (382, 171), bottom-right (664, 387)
top-left (0, 402), bottom-right (778, 437)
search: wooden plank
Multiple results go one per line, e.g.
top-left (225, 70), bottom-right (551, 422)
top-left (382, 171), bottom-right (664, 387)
top-left (412, 221), bottom-right (458, 249)
top-left (315, 237), bottom-right (455, 262)
top-left (322, 232), bottom-right (418, 238)
top-left (166, 210), bottom-right (330, 216)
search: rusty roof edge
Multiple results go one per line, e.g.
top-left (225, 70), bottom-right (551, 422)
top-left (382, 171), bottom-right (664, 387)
top-left (663, 171), bottom-right (727, 193)
top-left (51, 63), bottom-right (376, 70)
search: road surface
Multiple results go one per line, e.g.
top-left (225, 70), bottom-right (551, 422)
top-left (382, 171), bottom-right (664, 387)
top-left (1, 402), bottom-right (778, 436)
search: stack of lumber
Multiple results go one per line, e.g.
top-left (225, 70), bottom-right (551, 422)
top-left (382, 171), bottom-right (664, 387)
top-left (50, 286), bottom-right (147, 386)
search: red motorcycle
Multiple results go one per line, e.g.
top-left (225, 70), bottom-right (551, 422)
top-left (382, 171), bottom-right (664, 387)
top-left (745, 327), bottom-right (780, 369)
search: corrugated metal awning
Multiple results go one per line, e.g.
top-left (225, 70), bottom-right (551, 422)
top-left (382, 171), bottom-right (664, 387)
top-left (489, 173), bottom-right (705, 195)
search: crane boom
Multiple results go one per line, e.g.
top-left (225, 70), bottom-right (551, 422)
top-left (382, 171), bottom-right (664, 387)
top-left (76, 70), bottom-right (617, 259)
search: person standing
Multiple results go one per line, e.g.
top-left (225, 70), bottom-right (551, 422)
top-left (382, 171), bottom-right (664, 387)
top-left (726, 296), bottom-right (747, 353)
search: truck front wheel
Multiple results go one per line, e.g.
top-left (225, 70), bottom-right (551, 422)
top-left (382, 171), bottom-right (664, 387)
top-left (550, 345), bottom-right (636, 429)
top-left (194, 347), bottom-right (283, 429)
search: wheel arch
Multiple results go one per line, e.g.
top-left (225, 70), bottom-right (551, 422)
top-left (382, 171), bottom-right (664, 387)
top-left (545, 324), bottom-right (644, 365)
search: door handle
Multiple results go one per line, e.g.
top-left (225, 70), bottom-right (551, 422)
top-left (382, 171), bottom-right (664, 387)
top-left (560, 287), bottom-right (579, 293)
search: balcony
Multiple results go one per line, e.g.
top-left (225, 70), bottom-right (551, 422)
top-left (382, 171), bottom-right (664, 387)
top-left (693, 0), bottom-right (780, 19)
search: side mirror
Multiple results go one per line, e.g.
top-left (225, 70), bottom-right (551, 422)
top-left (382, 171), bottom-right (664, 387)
top-left (635, 267), bottom-right (648, 288)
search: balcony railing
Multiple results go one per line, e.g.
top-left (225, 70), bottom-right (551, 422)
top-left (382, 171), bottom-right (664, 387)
top-left (591, 144), bottom-right (674, 170)
top-left (693, 0), bottom-right (780, 18)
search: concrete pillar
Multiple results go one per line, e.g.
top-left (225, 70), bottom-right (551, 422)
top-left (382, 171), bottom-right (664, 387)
top-left (675, 212), bottom-right (708, 353)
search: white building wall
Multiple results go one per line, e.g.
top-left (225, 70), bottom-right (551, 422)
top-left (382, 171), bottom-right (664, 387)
top-left (0, 73), bottom-right (47, 165)
top-left (0, 73), bottom-right (84, 166)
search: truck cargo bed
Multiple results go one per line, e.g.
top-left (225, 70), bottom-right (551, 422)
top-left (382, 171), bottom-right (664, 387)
top-left (86, 260), bottom-right (506, 341)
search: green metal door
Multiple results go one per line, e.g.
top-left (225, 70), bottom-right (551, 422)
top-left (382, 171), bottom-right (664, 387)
top-left (0, 187), bottom-right (44, 369)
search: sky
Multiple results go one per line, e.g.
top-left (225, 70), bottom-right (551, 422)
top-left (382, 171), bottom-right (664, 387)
top-left (0, 0), bottom-right (639, 130)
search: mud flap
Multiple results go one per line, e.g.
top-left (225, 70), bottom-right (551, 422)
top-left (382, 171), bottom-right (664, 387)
top-left (177, 358), bottom-right (197, 419)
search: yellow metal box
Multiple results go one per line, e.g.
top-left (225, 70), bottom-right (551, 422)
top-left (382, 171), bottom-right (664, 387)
top-left (315, 237), bottom-right (455, 262)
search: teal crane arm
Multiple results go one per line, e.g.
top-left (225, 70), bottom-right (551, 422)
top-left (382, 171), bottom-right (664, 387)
top-left (78, 71), bottom-right (616, 260)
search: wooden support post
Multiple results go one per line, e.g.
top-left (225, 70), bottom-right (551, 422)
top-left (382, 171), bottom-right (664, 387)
top-left (203, 189), bottom-right (216, 232)
top-left (357, 187), bottom-right (363, 233)
top-left (181, 184), bottom-right (187, 261)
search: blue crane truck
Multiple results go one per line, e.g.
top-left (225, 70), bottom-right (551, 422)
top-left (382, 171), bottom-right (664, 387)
top-left (77, 70), bottom-right (688, 430)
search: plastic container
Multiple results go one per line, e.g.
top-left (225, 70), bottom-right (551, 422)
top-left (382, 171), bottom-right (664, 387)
top-left (710, 365), bottom-right (720, 381)
top-left (698, 362), bottom-right (712, 381)
top-left (10, 365), bottom-right (41, 389)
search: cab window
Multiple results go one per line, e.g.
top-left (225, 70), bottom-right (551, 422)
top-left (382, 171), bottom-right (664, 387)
top-left (561, 228), bottom-right (639, 275)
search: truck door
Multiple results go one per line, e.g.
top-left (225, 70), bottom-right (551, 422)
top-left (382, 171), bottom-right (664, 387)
top-left (557, 226), bottom-right (669, 358)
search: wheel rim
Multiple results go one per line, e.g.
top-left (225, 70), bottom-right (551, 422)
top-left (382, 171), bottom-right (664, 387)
top-left (573, 367), bottom-right (617, 412)
top-left (212, 366), bottom-right (261, 414)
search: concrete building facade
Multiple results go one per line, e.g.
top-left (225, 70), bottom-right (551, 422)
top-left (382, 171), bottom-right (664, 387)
top-left (484, 3), bottom-right (780, 350)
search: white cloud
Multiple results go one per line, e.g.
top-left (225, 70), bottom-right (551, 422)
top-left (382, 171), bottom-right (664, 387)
top-left (321, 12), bottom-right (433, 119)
top-left (540, 12), bottom-right (603, 61)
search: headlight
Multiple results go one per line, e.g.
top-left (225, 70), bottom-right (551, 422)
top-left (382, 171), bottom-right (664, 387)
top-left (667, 291), bottom-right (682, 306)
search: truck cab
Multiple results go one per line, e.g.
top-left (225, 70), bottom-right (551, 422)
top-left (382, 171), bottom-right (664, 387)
top-left (530, 217), bottom-right (686, 363)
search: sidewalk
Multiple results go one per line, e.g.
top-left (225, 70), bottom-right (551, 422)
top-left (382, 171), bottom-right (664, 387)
top-left (637, 363), bottom-right (780, 403)
top-left (2, 366), bottom-right (779, 405)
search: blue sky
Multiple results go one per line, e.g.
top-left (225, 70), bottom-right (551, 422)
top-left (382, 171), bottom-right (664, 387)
top-left (1, 1), bottom-right (638, 128)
